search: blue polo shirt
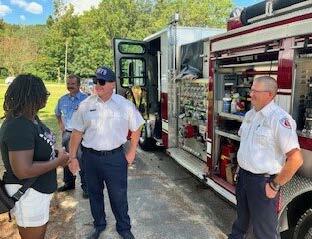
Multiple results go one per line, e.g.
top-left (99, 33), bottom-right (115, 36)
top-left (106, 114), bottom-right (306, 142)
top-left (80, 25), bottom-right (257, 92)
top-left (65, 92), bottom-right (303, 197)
top-left (55, 91), bottom-right (88, 131)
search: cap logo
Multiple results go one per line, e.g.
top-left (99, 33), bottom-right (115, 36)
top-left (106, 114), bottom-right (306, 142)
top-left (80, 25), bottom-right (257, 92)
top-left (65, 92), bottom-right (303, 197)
top-left (97, 68), bottom-right (107, 75)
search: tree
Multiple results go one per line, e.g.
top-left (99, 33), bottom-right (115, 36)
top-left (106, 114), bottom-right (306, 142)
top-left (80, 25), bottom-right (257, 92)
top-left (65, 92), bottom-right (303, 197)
top-left (53, 0), bottom-right (66, 19)
top-left (46, 15), bottom-right (54, 27)
top-left (151, 0), bottom-right (232, 28)
top-left (0, 36), bottom-right (38, 75)
top-left (70, 0), bottom-right (232, 76)
top-left (0, 24), bottom-right (48, 77)
top-left (0, 19), bottom-right (5, 30)
top-left (39, 4), bottom-right (80, 80)
top-left (2, 0), bottom-right (233, 80)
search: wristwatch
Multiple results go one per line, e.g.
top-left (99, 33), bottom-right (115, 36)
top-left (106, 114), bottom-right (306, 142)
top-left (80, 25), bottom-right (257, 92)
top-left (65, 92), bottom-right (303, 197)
top-left (269, 179), bottom-right (281, 192)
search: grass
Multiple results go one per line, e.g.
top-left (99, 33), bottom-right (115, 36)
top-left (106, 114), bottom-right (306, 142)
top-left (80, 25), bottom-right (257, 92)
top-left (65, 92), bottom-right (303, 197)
top-left (0, 83), bottom-right (67, 147)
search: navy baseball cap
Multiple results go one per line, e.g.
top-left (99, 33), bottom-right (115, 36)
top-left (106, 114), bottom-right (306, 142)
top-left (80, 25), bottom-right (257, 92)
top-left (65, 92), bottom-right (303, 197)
top-left (95, 66), bottom-right (116, 82)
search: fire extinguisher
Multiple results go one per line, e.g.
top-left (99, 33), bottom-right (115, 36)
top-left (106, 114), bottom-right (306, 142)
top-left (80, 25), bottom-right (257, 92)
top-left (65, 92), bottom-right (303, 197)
top-left (184, 123), bottom-right (195, 138)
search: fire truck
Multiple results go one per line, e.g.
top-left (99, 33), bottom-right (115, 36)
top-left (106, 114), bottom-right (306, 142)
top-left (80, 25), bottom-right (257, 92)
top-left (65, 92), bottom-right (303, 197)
top-left (114, 1), bottom-right (312, 238)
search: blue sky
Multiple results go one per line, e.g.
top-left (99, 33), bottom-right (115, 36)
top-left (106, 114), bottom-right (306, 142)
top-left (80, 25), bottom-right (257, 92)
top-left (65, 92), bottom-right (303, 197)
top-left (0, 0), bottom-right (262, 25)
top-left (0, 0), bottom-right (52, 25)
top-left (233, 0), bottom-right (262, 8)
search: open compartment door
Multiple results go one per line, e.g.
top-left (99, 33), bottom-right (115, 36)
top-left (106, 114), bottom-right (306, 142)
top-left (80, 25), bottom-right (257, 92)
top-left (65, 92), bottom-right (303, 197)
top-left (113, 38), bottom-right (148, 97)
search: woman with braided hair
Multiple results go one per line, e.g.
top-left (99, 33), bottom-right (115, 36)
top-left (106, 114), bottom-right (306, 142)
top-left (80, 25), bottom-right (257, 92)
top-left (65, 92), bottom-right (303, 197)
top-left (0, 74), bottom-right (69, 239)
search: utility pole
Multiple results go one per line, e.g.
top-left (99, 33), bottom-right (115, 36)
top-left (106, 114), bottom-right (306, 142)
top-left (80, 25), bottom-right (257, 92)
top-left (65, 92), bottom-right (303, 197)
top-left (57, 67), bottom-right (61, 83)
top-left (64, 39), bottom-right (68, 83)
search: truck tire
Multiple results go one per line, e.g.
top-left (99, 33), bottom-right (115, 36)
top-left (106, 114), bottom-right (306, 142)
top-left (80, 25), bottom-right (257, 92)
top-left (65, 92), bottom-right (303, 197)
top-left (139, 125), bottom-right (156, 151)
top-left (139, 136), bottom-right (156, 151)
top-left (293, 209), bottom-right (312, 239)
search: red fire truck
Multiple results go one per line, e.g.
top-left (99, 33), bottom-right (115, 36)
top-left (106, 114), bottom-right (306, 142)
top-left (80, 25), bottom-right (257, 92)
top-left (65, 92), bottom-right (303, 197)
top-left (114, 1), bottom-right (312, 238)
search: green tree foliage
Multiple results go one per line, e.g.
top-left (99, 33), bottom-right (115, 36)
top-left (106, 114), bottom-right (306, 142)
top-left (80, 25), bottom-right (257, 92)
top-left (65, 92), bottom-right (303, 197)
top-left (0, 19), bottom-right (5, 31)
top-left (152, 0), bottom-right (232, 28)
top-left (0, 0), bottom-right (233, 80)
top-left (39, 4), bottom-right (80, 81)
top-left (0, 24), bottom-right (47, 76)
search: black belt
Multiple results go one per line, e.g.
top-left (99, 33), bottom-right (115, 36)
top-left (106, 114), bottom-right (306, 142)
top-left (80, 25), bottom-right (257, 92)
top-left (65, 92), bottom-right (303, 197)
top-left (240, 168), bottom-right (276, 178)
top-left (82, 145), bottom-right (123, 156)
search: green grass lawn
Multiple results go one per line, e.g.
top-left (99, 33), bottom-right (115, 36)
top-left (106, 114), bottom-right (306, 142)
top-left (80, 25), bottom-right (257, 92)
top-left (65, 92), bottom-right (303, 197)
top-left (0, 83), bottom-right (67, 147)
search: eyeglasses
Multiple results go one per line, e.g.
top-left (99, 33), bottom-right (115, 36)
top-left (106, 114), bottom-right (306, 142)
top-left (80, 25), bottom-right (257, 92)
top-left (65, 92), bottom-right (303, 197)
top-left (92, 77), bottom-right (115, 86)
top-left (249, 89), bottom-right (270, 94)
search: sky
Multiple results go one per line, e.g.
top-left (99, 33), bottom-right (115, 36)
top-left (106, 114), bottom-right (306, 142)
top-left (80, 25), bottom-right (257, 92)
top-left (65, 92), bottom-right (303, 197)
top-left (0, 0), bottom-right (262, 25)
top-left (234, 0), bottom-right (262, 8)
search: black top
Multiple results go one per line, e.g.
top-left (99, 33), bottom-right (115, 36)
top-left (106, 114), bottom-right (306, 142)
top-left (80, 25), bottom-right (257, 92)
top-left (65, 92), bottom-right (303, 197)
top-left (0, 116), bottom-right (57, 194)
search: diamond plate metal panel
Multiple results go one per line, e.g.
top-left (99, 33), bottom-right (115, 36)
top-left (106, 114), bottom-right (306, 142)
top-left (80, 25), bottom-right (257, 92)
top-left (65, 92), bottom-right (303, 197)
top-left (280, 175), bottom-right (312, 210)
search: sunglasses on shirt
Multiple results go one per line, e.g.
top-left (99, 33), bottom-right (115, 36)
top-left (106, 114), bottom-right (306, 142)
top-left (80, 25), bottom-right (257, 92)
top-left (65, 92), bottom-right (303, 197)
top-left (92, 77), bottom-right (115, 86)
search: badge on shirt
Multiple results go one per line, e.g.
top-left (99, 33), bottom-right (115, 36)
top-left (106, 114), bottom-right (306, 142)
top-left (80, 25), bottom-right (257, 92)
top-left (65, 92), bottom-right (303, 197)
top-left (279, 117), bottom-right (292, 129)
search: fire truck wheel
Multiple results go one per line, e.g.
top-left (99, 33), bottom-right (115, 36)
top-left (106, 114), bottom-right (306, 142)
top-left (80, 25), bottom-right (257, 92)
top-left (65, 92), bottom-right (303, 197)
top-left (139, 136), bottom-right (156, 151)
top-left (139, 124), bottom-right (156, 151)
top-left (293, 208), bottom-right (312, 239)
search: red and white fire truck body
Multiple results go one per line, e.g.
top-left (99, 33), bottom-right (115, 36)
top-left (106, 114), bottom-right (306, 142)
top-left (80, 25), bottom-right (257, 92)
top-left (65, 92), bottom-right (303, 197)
top-left (114, 1), bottom-right (312, 237)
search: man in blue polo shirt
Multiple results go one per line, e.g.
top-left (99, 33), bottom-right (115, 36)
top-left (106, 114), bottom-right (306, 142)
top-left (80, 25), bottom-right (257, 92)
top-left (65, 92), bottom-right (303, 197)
top-left (55, 74), bottom-right (88, 198)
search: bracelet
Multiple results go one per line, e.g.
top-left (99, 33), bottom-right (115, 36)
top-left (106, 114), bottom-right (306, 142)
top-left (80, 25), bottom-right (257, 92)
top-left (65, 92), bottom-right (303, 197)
top-left (269, 181), bottom-right (280, 192)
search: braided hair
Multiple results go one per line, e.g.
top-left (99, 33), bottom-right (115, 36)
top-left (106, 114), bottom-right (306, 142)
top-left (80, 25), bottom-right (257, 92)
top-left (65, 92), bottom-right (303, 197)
top-left (3, 74), bottom-right (49, 119)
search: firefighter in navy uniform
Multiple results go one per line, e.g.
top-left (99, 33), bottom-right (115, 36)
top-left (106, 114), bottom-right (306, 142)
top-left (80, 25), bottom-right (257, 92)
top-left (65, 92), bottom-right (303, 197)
top-left (68, 66), bottom-right (144, 239)
top-left (228, 76), bottom-right (303, 239)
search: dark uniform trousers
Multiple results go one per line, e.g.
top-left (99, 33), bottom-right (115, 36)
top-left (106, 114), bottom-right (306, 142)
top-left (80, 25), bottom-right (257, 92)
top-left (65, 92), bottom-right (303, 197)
top-left (62, 131), bottom-right (87, 191)
top-left (228, 168), bottom-right (279, 239)
top-left (82, 146), bottom-right (131, 233)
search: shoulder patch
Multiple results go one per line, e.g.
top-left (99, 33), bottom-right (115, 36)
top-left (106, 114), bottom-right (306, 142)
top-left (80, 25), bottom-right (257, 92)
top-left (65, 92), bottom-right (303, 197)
top-left (279, 117), bottom-right (292, 129)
